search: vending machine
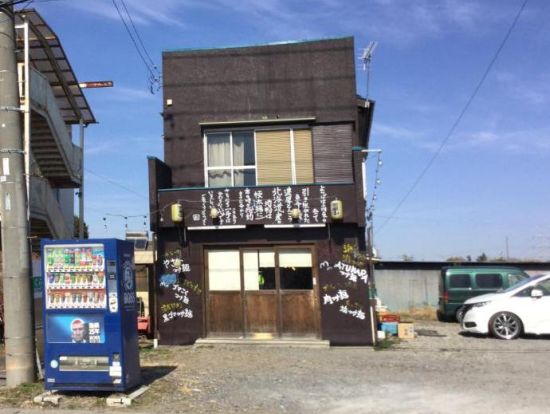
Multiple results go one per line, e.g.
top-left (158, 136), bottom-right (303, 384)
top-left (41, 239), bottom-right (141, 391)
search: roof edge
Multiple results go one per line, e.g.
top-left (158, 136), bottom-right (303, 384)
top-left (163, 36), bottom-right (353, 55)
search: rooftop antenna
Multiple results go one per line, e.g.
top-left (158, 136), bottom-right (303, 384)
top-left (360, 41), bottom-right (378, 99)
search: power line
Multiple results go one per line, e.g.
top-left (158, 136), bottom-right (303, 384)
top-left (85, 168), bottom-right (147, 199)
top-left (111, 0), bottom-right (160, 92)
top-left (119, 0), bottom-right (157, 71)
top-left (376, 0), bottom-right (529, 236)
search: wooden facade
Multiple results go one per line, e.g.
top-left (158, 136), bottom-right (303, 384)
top-left (149, 37), bottom-right (376, 346)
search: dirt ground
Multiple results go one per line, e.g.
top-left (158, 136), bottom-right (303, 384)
top-left (3, 320), bottom-right (550, 413)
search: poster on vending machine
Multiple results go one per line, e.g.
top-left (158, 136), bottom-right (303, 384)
top-left (46, 314), bottom-right (105, 344)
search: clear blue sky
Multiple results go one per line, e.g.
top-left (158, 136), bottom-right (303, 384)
top-left (30, 0), bottom-right (550, 261)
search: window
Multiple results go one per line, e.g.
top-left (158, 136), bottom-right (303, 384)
top-left (279, 249), bottom-right (313, 289)
top-left (475, 273), bottom-right (502, 289)
top-left (207, 250), bottom-right (241, 290)
top-left (535, 280), bottom-right (550, 295)
top-left (205, 131), bottom-right (256, 187)
top-left (207, 248), bottom-right (314, 291)
top-left (205, 128), bottom-right (313, 187)
top-left (449, 274), bottom-right (471, 288)
top-left (244, 250), bottom-right (276, 291)
top-left (508, 273), bottom-right (528, 286)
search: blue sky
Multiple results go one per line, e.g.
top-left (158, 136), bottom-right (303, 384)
top-left (29, 0), bottom-right (550, 261)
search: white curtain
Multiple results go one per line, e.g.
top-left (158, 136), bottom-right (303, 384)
top-left (207, 133), bottom-right (230, 167)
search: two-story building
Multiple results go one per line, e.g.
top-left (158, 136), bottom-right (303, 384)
top-left (148, 37), bottom-right (376, 346)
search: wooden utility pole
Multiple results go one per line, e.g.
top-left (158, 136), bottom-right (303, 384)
top-left (0, 2), bottom-right (36, 386)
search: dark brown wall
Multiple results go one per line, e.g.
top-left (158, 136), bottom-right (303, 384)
top-left (148, 157), bottom-right (172, 229)
top-left (155, 225), bottom-right (373, 346)
top-left (162, 37), bottom-right (358, 188)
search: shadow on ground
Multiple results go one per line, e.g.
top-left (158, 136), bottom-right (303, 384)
top-left (140, 365), bottom-right (177, 386)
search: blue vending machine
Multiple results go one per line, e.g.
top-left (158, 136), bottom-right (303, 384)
top-left (41, 239), bottom-right (141, 391)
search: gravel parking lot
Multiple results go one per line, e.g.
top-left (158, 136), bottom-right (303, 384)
top-left (3, 320), bottom-right (550, 413)
top-left (132, 320), bottom-right (550, 414)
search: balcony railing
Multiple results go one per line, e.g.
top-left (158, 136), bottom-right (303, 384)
top-left (29, 176), bottom-right (72, 239)
top-left (27, 66), bottom-right (82, 187)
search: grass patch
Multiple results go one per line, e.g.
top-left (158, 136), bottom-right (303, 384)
top-left (140, 346), bottom-right (173, 359)
top-left (0, 381), bottom-right (43, 406)
top-left (374, 336), bottom-right (400, 351)
top-left (398, 306), bottom-right (437, 321)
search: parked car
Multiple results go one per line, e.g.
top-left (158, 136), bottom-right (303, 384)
top-left (462, 273), bottom-right (550, 339)
top-left (437, 266), bottom-right (530, 322)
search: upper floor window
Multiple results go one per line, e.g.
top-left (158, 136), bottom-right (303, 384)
top-left (206, 131), bottom-right (256, 187)
top-left (205, 127), bottom-right (313, 188)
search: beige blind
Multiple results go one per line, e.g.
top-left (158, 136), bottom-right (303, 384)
top-left (256, 130), bottom-right (292, 185)
top-left (278, 249), bottom-right (313, 267)
top-left (293, 129), bottom-right (314, 183)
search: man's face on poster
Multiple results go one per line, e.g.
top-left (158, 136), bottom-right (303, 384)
top-left (71, 319), bottom-right (85, 342)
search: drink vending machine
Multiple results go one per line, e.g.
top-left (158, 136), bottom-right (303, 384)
top-left (41, 239), bottom-right (141, 391)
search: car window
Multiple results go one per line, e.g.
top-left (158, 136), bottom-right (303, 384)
top-left (514, 287), bottom-right (532, 297)
top-left (503, 274), bottom-right (546, 294)
top-left (534, 280), bottom-right (550, 296)
top-left (508, 273), bottom-right (528, 286)
top-left (449, 274), bottom-right (471, 288)
top-left (475, 273), bottom-right (502, 289)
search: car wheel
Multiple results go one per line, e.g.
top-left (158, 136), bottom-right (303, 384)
top-left (455, 306), bottom-right (466, 323)
top-left (489, 312), bottom-right (522, 340)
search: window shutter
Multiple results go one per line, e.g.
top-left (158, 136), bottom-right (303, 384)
top-left (256, 130), bottom-right (292, 185)
top-left (293, 129), bottom-right (314, 183)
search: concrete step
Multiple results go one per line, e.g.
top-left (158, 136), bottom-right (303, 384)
top-left (194, 337), bottom-right (330, 349)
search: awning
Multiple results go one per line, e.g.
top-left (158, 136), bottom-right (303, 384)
top-left (15, 9), bottom-right (96, 125)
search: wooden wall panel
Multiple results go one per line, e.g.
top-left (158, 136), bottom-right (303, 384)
top-left (280, 292), bottom-right (318, 337)
top-left (245, 293), bottom-right (278, 335)
top-left (208, 292), bottom-right (243, 336)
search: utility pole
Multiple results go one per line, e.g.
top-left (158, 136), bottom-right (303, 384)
top-left (79, 119), bottom-right (85, 238)
top-left (0, 2), bottom-right (36, 386)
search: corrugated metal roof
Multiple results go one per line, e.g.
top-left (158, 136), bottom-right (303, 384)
top-left (15, 9), bottom-right (96, 125)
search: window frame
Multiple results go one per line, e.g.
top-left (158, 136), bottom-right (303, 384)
top-left (203, 125), bottom-right (312, 188)
top-left (203, 129), bottom-right (257, 188)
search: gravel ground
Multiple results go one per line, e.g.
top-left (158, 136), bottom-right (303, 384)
top-left (133, 320), bottom-right (550, 414)
top-left (4, 320), bottom-right (550, 413)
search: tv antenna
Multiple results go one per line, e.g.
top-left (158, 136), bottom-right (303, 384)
top-left (360, 41), bottom-right (378, 99)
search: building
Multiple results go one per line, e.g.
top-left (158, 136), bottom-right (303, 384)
top-left (14, 9), bottom-right (95, 245)
top-left (0, 9), bottom-right (95, 334)
top-left (148, 37), bottom-right (376, 345)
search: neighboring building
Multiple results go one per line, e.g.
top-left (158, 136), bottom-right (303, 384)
top-left (14, 9), bottom-right (95, 245)
top-left (149, 37), bottom-right (376, 345)
top-left (1, 10), bottom-right (95, 331)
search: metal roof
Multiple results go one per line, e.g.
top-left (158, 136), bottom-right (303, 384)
top-left (15, 9), bottom-right (96, 125)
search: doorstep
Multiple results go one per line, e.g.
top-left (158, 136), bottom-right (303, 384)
top-left (194, 337), bottom-right (330, 349)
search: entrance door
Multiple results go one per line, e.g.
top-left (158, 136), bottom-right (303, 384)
top-left (206, 250), bottom-right (244, 337)
top-left (205, 247), bottom-right (319, 338)
top-left (278, 248), bottom-right (318, 338)
top-left (243, 249), bottom-right (278, 338)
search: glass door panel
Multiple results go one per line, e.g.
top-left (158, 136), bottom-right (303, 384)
top-left (243, 250), bottom-right (278, 337)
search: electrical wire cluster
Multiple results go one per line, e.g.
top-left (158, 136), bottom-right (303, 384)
top-left (111, 0), bottom-right (161, 93)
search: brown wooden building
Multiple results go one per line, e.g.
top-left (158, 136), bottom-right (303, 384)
top-left (148, 37), bottom-right (377, 345)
